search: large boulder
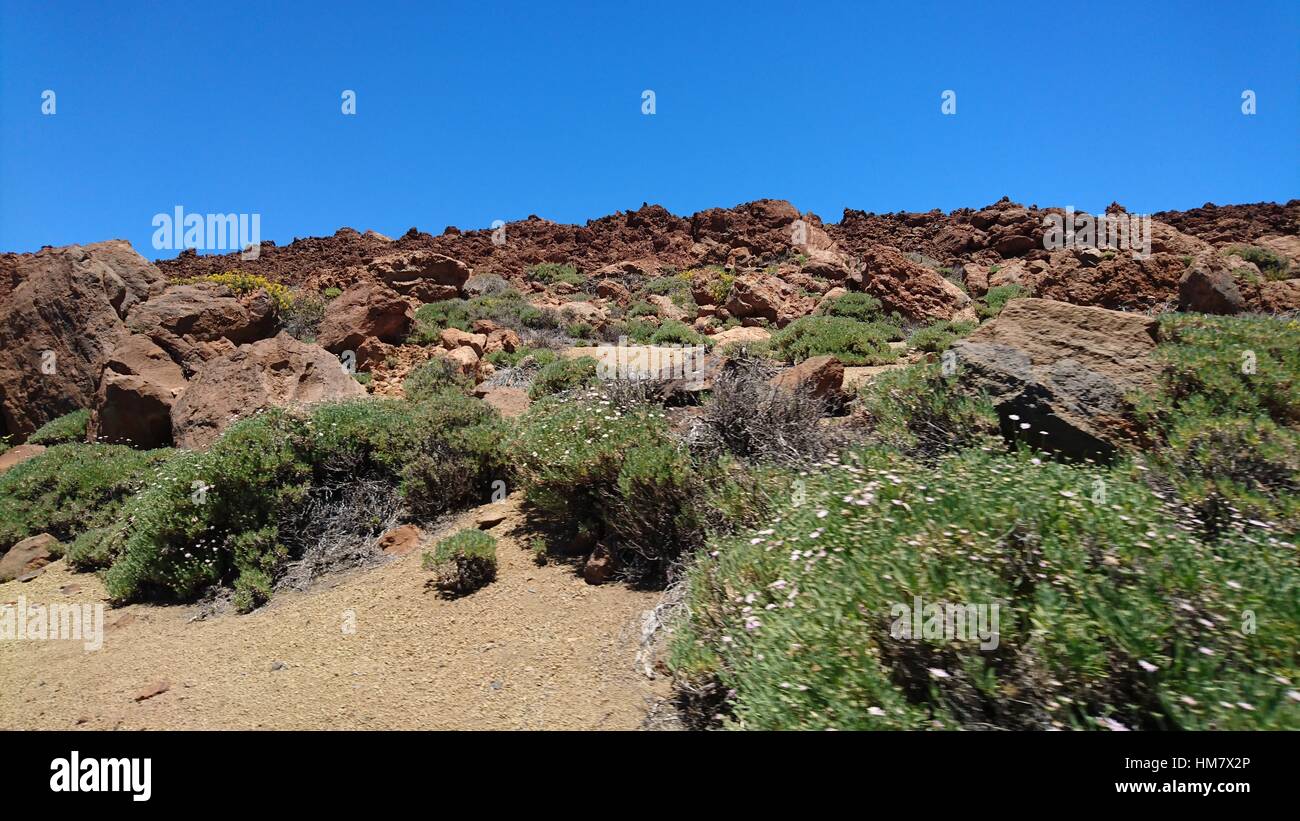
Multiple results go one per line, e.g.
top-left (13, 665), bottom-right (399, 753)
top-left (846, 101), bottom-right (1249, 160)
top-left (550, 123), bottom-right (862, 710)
top-left (951, 298), bottom-right (1159, 458)
top-left (710, 325), bottom-right (772, 348)
top-left (317, 282), bottom-right (414, 354)
top-left (1178, 251), bottom-right (1245, 314)
top-left (856, 245), bottom-right (970, 321)
top-left (0, 241), bottom-right (166, 440)
top-left (125, 282), bottom-right (277, 375)
top-left (770, 355), bottom-right (844, 403)
top-left (87, 334), bottom-right (188, 448)
top-left (0, 533), bottom-right (57, 581)
top-left (368, 250), bottom-right (471, 299)
top-left (170, 333), bottom-right (366, 450)
top-left (723, 274), bottom-right (810, 327)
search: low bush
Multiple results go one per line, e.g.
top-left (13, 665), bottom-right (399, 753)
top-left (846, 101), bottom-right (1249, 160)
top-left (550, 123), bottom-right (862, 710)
top-left (28, 409), bottom-right (89, 445)
top-left (403, 357), bottom-right (474, 400)
top-left (191, 270), bottom-right (294, 315)
top-left (855, 364), bottom-right (1000, 458)
top-left (769, 316), bottom-right (899, 365)
top-left (650, 319), bottom-right (706, 347)
top-left (281, 291), bottom-right (326, 341)
top-left (512, 393), bottom-right (701, 585)
top-left (976, 284), bottom-right (1029, 320)
top-left (96, 392), bottom-right (506, 611)
top-left (528, 356), bottom-right (599, 400)
top-left (670, 447), bottom-right (1300, 730)
top-left (690, 359), bottom-right (837, 464)
top-left (422, 528), bottom-right (497, 597)
top-left (0, 443), bottom-right (173, 557)
top-left (906, 320), bottom-right (976, 353)
top-left (408, 290), bottom-right (537, 343)
top-left (817, 292), bottom-right (884, 322)
top-left (1226, 245), bottom-right (1290, 280)
top-left (528, 262), bottom-right (583, 287)
top-left (1135, 313), bottom-right (1300, 535)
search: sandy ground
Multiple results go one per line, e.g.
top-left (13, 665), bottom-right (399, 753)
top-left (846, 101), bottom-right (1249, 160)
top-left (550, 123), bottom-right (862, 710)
top-left (0, 495), bottom-right (669, 730)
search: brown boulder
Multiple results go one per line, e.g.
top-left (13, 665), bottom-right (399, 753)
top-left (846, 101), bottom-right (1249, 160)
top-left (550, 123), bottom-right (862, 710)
top-left (317, 282), bottom-right (414, 354)
top-left (87, 334), bottom-right (187, 448)
top-left (1178, 252), bottom-right (1245, 314)
top-left (439, 327), bottom-right (488, 356)
top-left (0, 533), bottom-right (58, 582)
top-left (951, 298), bottom-right (1159, 457)
top-left (770, 355), bottom-right (844, 403)
top-left (595, 279), bottom-right (631, 303)
top-left (171, 333), bottom-right (366, 450)
top-left (125, 282), bottom-right (277, 375)
top-left (723, 274), bottom-right (809, 326)
top-left (1255, 278), bottom-right (1300, 313)
top-left (0, 241), bottom-right (166, 439)
top-left (711, 326), bottom-right (772, 348)
top-left (857, 246), bottom-right (970, 321)
top-left (368, 250), bottom-right (471, 296)
top-left (375, 524), bottom-right (423, 557)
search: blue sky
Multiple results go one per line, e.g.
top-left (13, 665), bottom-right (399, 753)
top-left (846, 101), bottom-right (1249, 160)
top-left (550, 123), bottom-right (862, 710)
top-left (1, 0), bottom-right (1297, 258)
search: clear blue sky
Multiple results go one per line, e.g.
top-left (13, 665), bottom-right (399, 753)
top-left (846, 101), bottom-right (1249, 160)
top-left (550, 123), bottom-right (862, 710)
top-left (2, 0), bottom-right (1297, 258)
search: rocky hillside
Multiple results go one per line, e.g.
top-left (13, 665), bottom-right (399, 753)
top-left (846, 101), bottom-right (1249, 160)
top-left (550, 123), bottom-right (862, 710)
top-left (2, 196), bottom-right (1297, 731)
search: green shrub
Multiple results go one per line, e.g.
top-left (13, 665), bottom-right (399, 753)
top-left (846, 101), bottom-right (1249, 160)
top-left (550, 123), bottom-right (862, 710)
top-left (650, 319), bottom-right (706, 346)
top-left (282, 292), bottom-right (326, 341)
top-left (906, 320), bottom-right (976, 353)
top-left (403, 357), bottom-right (473, 400)
top-left (976, 284), bottom-right (1029, 320)
top-left (0, 443), bottom-right (173, 557)
top-left (323, 287), bottom-right (343, 299)
top-left (528, 356), bottom-right (599, 399)
top-left (627, 301), bottom-right (660, 318)
top-left (511, 394), bottom-right (700, 585)
top-left (856, 364), bottom-right (1000, 457)
top-left (422, 528), bottom-right (497, 597)
top-left (96, 393), bottom-right (506, 610)
top-left (769, 316), bottom-right (898, 365)
top-left (1135, 314), bottom-right (1300, 534)
top-left (28, 409), bottom-right (89, 445)
top-left (528, 262), bottom-right (583, 287)
top-left (566, 321), bottom-right (594, 339)
top-left (671, 447), bottom-right (1300, 730)
top-left (1226, 245), bottom-right (1291, 280)
top-left (408, 290), bottom-right (535, 343)
top-left (818, 292), bottom-right (884, 323)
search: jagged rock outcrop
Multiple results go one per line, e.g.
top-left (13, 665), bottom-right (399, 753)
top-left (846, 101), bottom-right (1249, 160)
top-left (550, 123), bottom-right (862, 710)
top-left (0, 241), bottom-right (166, 440)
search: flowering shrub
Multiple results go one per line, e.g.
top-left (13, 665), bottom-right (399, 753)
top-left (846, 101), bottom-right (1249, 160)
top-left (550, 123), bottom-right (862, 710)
top-left (528, 356), bottom-right (598, 400)
top-left (671, 447), bottom-right (1300, 730)
top-left (192, 270), bottom-right (294, 315)
top-left (0, 442), bottom-right (173, 559)
top-left (27, 409), bottom-right (90, 445)
top-left (855, 363), bottom-right (1000, 458)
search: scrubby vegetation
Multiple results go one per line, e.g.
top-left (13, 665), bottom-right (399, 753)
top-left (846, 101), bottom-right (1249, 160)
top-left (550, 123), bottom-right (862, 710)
top-left (408, 289), bottom-right (560, 344)
top-left (907, 319), bottom-right (976, 353)
top-left (0, 443), bottom-right (173, 557)
top-left (670, 446), bottom-right (1298, 730)
top-left (423, 528), bottom-right (497, 597)
top-left (28, 409), bottom-right (90, 445)
top-left (1226, 244), bottom-right (1291, 280)
top-left (666, 311), bottom-right (1299, 730)
top-left (1135, 313), bottom-right (1300, 537)
top-left (80, 390), bottom-right (505, 611)
top-left (976, 284), bottom-right (1030, 319)
top-left (528, 262), bottom-right (583, 287)
top-left (184, 270), bottom-right (295, 315)
top-left (528, 356), bottom-right (598, 400)
top-left (769, 315), bottom-right (899, 365)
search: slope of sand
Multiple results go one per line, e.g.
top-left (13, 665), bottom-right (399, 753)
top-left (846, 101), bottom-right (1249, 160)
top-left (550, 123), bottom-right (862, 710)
top-left (0, 496), bottom-right (668, 730)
